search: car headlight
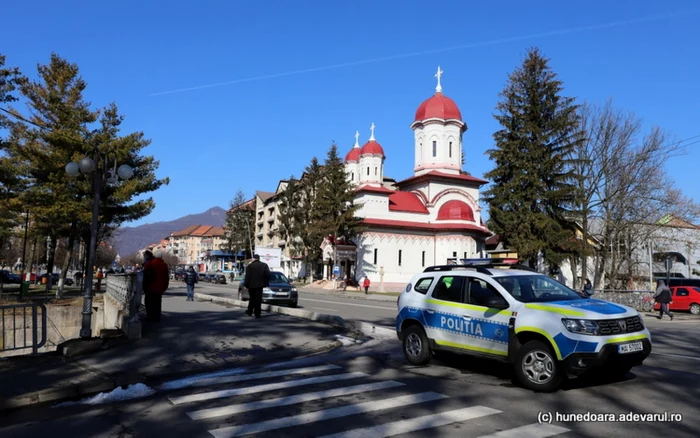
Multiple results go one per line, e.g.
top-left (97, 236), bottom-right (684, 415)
top-left (263, 287), bottom-right (272, 293)
top-left (291, 287), bottom-right (297, 292)
top-left (561, 318), bottom-right (600, 336)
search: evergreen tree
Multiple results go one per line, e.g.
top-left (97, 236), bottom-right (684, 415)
top-left (483, 47), bottom-right (582, 268)
top-left (224, 190), bottom-right (254, 259)
top-left (277, 176), bottom-right (301, 255)
top-left (296, 157), bottom-right (325, 280)
top-left (316, 142), bottom-right (363, 256)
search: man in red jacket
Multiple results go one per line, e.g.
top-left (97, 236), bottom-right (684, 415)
top-left (142, 250), bottom-right (170, 322)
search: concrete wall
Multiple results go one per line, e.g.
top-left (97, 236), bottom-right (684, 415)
top-left (595, 291), bottom-right (655, 313)
top-left (1, 297), bottom-right (105, 357)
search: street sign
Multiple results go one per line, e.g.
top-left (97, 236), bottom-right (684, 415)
top-left (333, 265), bottom-right (340, 275)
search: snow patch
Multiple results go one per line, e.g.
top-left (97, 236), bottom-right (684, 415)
top-left (53, 383), bottom-right (156, 407)
top-left (334, 334), bottom-right (363, 346)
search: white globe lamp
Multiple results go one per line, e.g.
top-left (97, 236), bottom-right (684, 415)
top-left (65, 162), bottom-right (80, 177)
top-left (79, 157), bottom-right (96, 174)
top-left (117, 164), bottom-right (134, 180)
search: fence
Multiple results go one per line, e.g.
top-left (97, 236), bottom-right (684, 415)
top-left (0, 302), bottom-right (47, 355)
top-left (104, 273), bottom-right (143, 339)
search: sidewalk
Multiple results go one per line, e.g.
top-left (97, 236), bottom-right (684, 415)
top-left (0, 287), bottom-right (348, 411)
top-left (297, 285), bottom-right (400, 302)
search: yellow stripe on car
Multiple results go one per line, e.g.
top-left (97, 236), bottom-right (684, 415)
top-left (434, 339), bottom-right (508, 356)
top-left (604, 334), bottom-right (648, 344)
top-left (514, 326), bottom-right (563, 360)
top-left (524, 303), bottom-right (586, 316)
top-left (425, 298), bottom-right (509, 314)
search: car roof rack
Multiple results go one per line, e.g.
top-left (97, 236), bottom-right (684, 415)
top-left (423, 258), bottom-right (537, 275)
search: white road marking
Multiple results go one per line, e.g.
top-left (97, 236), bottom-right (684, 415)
top-left (187, 380), bottom-right (404, 420)
top-left (477, 423), bottom-right (570, 437)
top-left (301, 297), bottom-right (396, 310)
top-left (651, 352), bottom-right (700, 361)
top-left (169, 372), bottom-right (366, 405)
top-left (207, 391), bottom-right (448, 438)
top-left (175, 364), bottom-right (341, 389)
top-left (307, 306), bottom-right (339, 312)
top-left (319, 406), bottom-right (502, 438)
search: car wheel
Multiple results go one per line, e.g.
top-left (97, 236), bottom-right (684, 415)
top-left (290, 301), bottom-right (298, 308)
top-left (514, 340), bottom-right (562, 392)
top-left (402, 325), bottom-right (432, 366)
top-left (690, 303), bottom-right (700, 315)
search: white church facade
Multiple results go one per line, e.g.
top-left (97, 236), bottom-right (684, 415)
top-left (334, 67), bottom-right (493, 291)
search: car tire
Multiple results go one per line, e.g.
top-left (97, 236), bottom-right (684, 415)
top-left (514, 340), bottom-right (562, 393)
top-left (290, 301), bottom-right (297, 308)
top-left (402, 325), bottom-right (432, 366)
top-left (690, 303), bottom-right (700, 315)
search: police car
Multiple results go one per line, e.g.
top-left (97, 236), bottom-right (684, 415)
top-left (396, 259), bottom-right (652, 392)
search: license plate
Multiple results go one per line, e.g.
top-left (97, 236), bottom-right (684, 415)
top-left (276, 292), bottom-right (288, 297)
top-left (618, 342), bottom-right (643, 354)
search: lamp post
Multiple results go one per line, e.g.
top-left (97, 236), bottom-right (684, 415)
top-left (65, 150), bottom-right (133, 338)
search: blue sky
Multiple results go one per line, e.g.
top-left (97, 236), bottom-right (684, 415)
top-left (3, 1), bottom-right (699, 226)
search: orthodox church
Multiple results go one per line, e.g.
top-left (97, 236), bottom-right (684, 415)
top-left (324, 67), bottom-right (492, 291)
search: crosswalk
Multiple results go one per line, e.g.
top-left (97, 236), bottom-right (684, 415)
top-left (165, 363), bottom-right (572, 437)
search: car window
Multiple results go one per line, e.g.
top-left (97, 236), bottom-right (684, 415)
top-left (270, 272), bottom-right (289, 283)
top-left (494, 275), bottom-right (584, 303)
top-left (431, 275), bottom-right (465, 303)
top-left (413, 278), bottom-right (433, 295)
top-left (676, 288), bottom-right (689, 297)
top-left (466, 278), bottom-right (503, 307)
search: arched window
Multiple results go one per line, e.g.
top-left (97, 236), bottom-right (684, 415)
top-left (375, 167), bottom-right (377, 175)
top-left (367, 167), bottom-right (370, 176)
top-left (351, 172), bottom-right (354, 181)
top-left (449, 142), bottom-right (452, 158)
top-left (432, 141), bottom-right (437, 157)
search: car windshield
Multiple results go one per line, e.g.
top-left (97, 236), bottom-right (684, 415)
top-left (270, 272), bottom-right (289, 283)
top-left (494, 275), bottom-right (584, 303)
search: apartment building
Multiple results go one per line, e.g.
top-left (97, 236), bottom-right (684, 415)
top-left (164, 225), bottom-right (226, 268)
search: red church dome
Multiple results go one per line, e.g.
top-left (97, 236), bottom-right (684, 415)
top-left (360, 140), bottom-right (385, 157)
top-left (345, 147), bottom-right (361, 162)
top-left (436, 200), bottom-right (474, 221)
top-left (414, 92), bottom-right (462, 122)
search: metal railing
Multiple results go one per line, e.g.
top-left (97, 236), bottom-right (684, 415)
top-left (106, 272), bottom-right (143, 322)
top-left (1, 302), bottom-right (47, 355)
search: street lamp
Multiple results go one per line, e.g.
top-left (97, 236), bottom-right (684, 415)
top-left (66, 150), bottom-right (133, 338)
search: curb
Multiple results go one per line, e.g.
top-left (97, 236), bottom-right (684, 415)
top-left (193, 292), bottom-right (396, 339)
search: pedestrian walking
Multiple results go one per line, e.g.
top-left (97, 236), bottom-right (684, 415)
top-left (653, 279), bottom-right (673, 320)
top-left (184, 266), bottom-right (198, 301)
top-left (142, 250), bottom-right (170, 322)
top-left (243, 254), bottom-right (270, 319)
top-left (363, 276), bottom-right (370, 294)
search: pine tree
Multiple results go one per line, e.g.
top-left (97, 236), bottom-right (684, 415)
top-left (296, 157), bottom-right (325, 280)
top-left (483, 47), bottom-right (582, 269)
top-left (316, 142), bottom-right (363, 258)
top-left (224, 189), bottom-right (254, 259)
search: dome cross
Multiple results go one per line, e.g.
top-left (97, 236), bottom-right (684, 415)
top-left (435, 66), bottom-right (443, 92)
top-left (369, 122), bottom-right (376, 141)
top-left (354, 130), bottom-right (360, 147)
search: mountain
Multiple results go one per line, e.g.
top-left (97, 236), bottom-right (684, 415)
top-left (112, 206), bottom-right (227, 257)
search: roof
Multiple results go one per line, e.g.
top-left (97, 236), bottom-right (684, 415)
top-left (203, 226), bottom-right (225, 237)
top-left (345, 147), bottom-right (361, 162)
top-left (388, 191), bottom-right (429, 214)
top-left (171, 224), bottom-right (200, 237)
top-left (256, 191), bottom-right (275, 202)
top-left (356, 185), bottom-right (395, 195)
top-left (396, 170), bottom-right (488, 188)
top-left (191, 225), bottom-right (214, 236)
top-left (361, 218), bottom-right (491, 236)
top-left (360, 140), bottom-right (385, 157)
top-left (414, 92), bottom-right (463, 122)
top-left (436, 200), bottom-right (474, 221)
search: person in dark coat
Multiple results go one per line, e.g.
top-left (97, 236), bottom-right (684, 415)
top-left (184, 266), bottom-right (198, 301)
top-left (653, 279), bottom-right (673, 320)
top-left (243, 254), bottom-right (270, 318)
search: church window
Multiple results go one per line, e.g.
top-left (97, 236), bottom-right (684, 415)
top-left (373, 248), bottom-right (378, 264)
top-left (464, 251), bottom-right (467, 259)
top-left (432, 141), bottom-right (437, 157)
top-left (351, 172), bottom-right (354, 181)
top-left (367, 167), bottom-right (370, 176)
top-left (420, 142), bottom-right (423, 157)
top-left (422, 251), bottom-right (425, 267)
top-left (449, 142), bottom-right (452, 158)
top-left (398, 250), bottom-right (402, 266)
top-left (375, 167), bottom-right (377, 175)
top-left (453, 251), bottom-right (457, 257)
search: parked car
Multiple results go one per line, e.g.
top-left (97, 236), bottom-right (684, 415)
top-left (653, 286), bottom-right (700, 315)
top-left (0, 270), bottom-right (22, 284)
top-left (210, 274), bottom-right (227, 284)
top-left (238, 271), bottom-right (298, 307)
top-left (197, 273), bottom-right (207, 282)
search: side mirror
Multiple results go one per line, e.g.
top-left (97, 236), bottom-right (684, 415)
top-left (485, 296), bottom-right (509, 309)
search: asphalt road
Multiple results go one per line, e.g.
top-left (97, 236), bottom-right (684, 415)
top-left (1, 338), bottom-right (698, 438)
top-left (191, 281), bottom-right (398, 327)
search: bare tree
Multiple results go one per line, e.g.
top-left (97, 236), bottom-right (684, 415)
top-left (570, 99), bottom-right (700, 289)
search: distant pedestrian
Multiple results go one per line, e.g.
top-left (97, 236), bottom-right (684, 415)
top-left (363, 276), bottom-right (370, 294)
top-left (582, 278), bottom-right (593, 297)
top-left (653, 279), bottom-right (673, 320)
top-left (74, 271), bottom-right (83, 287)
top-left (243, 254), bottom-right (270, 319)
top-left (184, 266), bottom-right (198, 301)
top-left (142, 250), bottom-right (170, 322)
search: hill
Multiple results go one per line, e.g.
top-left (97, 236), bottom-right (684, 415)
top-left (112, 206), bottom-right (227, 257)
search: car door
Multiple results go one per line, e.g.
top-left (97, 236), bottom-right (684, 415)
top-left (461, 276), bottom-right (511, 357)
top-left (672, 287), bottom-right (690, 311)
top-left (424, 274), bottom-right (469, 348)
